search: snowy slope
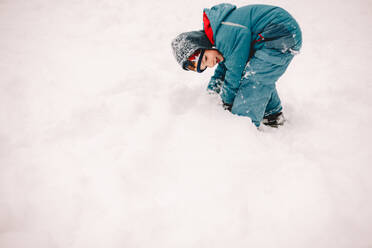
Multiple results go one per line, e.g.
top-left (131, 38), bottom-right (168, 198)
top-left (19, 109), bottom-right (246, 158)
top-left (0, 0), bottom-right (371, 247)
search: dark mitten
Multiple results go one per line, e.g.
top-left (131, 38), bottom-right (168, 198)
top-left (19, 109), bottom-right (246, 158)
top-left (222, 102), bottom-right (233, 112)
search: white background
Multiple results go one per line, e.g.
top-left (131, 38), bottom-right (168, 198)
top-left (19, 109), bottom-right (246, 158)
top-left (0, 0), bottom-right (371, 247)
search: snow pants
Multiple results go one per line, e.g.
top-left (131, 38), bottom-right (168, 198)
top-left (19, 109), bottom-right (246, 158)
top-left (231, 23), bottom-right (302, 127)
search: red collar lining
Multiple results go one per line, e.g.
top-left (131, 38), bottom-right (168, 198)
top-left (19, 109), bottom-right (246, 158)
top-left (203, 12), bottom-right (214, 45)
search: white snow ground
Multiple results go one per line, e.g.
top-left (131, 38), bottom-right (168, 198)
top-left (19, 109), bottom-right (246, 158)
top-left (0, 0), bottom-right (371, 247)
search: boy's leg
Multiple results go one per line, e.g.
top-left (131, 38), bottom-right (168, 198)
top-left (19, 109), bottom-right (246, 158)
top-left (232, 81), bottom-right (275, 127)
top-left (264, 87), bottom-right (282, 117)
top-left (231, 48), bottom-right (293, 127)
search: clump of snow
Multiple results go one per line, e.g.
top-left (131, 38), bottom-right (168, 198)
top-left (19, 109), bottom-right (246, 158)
top-left (0, 0), bottom-right (371, 248)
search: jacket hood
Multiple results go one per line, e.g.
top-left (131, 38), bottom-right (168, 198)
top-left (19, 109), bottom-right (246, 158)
top-left (203, 3), bottom-right (236, 42)
top-left (171, 30), bottom-right (213, 69)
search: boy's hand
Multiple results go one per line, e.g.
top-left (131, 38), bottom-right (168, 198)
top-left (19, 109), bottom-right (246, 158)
top-left (222, 102), bottom-right (233, 112)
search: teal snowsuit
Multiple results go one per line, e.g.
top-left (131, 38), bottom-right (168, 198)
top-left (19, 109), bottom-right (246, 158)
top-left (204, 4), bottom-right (302, 127)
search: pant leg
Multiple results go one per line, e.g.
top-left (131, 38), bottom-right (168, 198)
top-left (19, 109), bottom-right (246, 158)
top-left (264, 87), bottom-right (282, 117)
top-left (231, 48), bottom-right (294, 127)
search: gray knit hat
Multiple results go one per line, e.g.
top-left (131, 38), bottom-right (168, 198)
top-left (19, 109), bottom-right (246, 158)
top-left (171, 30), bottom-right (213, 72)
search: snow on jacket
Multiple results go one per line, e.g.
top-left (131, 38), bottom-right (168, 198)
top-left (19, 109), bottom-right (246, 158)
top-left (203, 3), bottom-right (302, 104)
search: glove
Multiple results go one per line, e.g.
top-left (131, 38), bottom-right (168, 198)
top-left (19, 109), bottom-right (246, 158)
top-left (207, 78), bottom-right (223, 94)
top-left (222, 102), bottom-right (233, 112)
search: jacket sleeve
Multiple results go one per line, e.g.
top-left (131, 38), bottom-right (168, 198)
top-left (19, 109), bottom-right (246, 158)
top-left (220, 29), bottom-right (251, 104)
top-left (212, 62), bottom-right (226, 80)
top-left (207, 63), bottom-right (226, 93)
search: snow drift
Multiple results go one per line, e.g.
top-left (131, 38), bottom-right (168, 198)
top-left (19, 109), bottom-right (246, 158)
top-left (0, 0), bottom-right (371, 247)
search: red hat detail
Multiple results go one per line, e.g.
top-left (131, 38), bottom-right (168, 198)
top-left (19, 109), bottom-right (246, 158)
top-left (188, 50), bottom-right (201, 62)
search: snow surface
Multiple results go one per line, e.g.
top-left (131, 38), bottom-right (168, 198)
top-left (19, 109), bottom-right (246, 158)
top-left (0, 0), bottom-right (371, 247)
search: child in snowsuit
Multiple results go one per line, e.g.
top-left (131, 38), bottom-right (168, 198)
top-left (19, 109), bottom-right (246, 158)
top-left (171, 3), bottom-right (302, 128)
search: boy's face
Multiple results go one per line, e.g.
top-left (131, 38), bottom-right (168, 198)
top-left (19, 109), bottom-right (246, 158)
top-left (200, 49), bottom-right (224, 70)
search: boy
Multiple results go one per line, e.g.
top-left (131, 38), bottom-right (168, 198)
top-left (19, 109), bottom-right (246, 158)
top-left (171, 3), bottom-right (302, 128)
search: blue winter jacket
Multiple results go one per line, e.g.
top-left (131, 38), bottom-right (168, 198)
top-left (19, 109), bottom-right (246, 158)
top-left (203, 4), bottom-right (302, 104)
